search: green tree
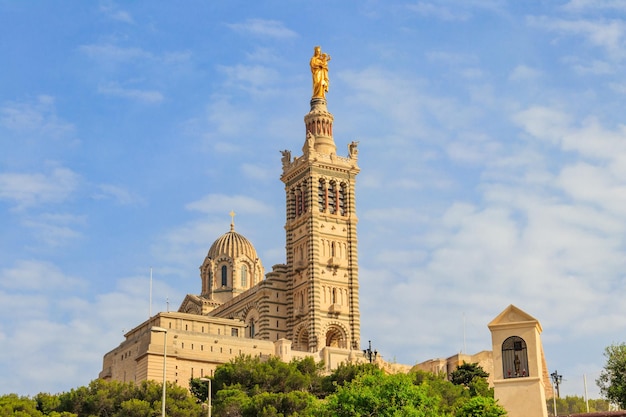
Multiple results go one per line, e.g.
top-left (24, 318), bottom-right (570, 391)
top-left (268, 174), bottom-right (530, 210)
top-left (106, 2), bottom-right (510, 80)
top-left (450, 363), bottom-right (490, 388)
top-left (211, 387), bottom-right (250, 417)
top-left (114, 398), bottom-right (152, 417)
top-left (455, 396), bottom-right (507, 417)
top-left (597, 342), bottom-right (626, 409)
top-left (244, 391), bottom-right (318, 417)
top-left (546, 395), bottom-right (610, 416)
top-left (0, 394), bottom-right (45, 417)
top-left (39, 379), bottom-right (202, 417)
top-left (189, 377), bottom-right (212, 405)
top-left (320, 361), bottom-right (379, 396)
top-left (320, 371), bottom-right (442, 417)
top-left (410, 370), bottom-right (469, 414)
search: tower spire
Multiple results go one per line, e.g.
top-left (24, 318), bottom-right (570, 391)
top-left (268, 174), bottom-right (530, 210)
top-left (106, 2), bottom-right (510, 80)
top-left (305, 45), bottom-right (336, 155)
top-left (229, 210), bottom-right (236, 231)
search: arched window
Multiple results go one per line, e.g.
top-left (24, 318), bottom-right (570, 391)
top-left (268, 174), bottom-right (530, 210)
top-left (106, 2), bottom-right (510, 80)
top-left (240, 265), bottom-right (248, 287)
top-left (339, 183), bottom-right (347, 216)
top-left (318, 179), bottom-right (326, 212)
top-left (301, 181), bottom-right (308, 213)
top-left (221, 265), bottom-right (228, 287)
top-left (295, 190), bottom-right (301, 216)
top-left (502, 336), bottom-right (529, 378)
top-left (328, 181), bottom-right (336, 214)
top-left (250, 319), bottom-right (255, 338)
top-left (289, 189), bottom-right (296, 220)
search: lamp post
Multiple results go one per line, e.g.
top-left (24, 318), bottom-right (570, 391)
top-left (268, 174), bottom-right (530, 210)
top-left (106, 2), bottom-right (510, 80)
top-left (199, 377), bottom-right (212, 417)
top-left (151, 326), bottom-right (168, 417)
top-left (363, 340), bottom-right (377, 363)
top-left (551, 370), bottom-right (563, 416)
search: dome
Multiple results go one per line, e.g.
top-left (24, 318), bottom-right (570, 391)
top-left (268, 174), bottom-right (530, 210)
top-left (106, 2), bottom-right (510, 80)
top-left (207, 223), bottom-right (260, 261)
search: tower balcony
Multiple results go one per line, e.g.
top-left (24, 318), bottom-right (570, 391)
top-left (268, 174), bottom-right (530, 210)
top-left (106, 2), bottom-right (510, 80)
top-left (294, 260), bottom-right (307, 272)
top-left (328, 304), bottom-right (343, 314)
top-left (327, 257), bottom-right (341, 268)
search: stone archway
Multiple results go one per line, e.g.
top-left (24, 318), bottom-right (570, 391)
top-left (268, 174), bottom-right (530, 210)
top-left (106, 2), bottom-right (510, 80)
top-left (293, 326), bottom-right (310, 352)
top-left (325, 325), bottom-right (347, 348)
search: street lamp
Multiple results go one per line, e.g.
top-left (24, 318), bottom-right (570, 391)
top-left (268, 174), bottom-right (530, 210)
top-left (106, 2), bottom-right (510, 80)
top-left (551, 370), bottom-right (563, 416)
top-left (551, 370), bottom-right (563, 398)
top-left (363, 340), bottom-right (377, 363)
top-left (151, 326), bottom-right (168, 417)
top-left (199, 377), bottom-right (212, 417)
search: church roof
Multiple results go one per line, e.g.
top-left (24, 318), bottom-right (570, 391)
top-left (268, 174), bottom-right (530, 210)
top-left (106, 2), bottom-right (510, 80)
top-left (207, 222), bottom-right (260, 261)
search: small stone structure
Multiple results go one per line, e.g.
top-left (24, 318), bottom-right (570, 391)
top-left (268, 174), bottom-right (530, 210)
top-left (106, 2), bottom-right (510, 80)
top-left (489, 305), bottom-right (550, 417)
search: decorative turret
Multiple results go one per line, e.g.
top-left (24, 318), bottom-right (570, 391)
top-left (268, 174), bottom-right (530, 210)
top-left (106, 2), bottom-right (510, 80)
top-left (199, 212), bottom-right (265, 304)
top-left (304, 98), bottom-right (336, 155)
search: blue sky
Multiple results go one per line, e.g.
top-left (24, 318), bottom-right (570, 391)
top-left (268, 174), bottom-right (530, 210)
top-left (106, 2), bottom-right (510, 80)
top-left (2, 0), bottom-right (626, 399)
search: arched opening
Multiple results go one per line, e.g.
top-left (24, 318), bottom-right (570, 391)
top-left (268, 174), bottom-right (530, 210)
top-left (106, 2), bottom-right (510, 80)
top-left (294, 327), bottom-right (309, 352)
top-left (221, 265), bottom-right (228, 287)
top-left (325, 326), bottom-right (346, 348)
top-left (318, 179), bottom-right (326, 212)
top-left (240, 265), bottom-right (248, 287)
top-left (502, 336), bottom-right (529, 378)
top-left (328, 181), bottom-right (336, 214)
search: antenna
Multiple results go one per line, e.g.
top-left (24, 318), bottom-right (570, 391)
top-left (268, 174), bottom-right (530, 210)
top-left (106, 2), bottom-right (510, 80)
top-left (149, 267), bottom-right (153, 318)
top-left (463, 312), bottom-right (467, 354)
top-left (166, 297), bottom-right (170, 312)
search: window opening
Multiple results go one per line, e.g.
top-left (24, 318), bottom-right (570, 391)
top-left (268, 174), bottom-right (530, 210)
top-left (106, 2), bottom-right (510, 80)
top-left (221, 265), bottom-right (227, 287)
top-left (502, 336), bottom-right (529, 378)
top-left (241, 265), bottom-right (248, 287)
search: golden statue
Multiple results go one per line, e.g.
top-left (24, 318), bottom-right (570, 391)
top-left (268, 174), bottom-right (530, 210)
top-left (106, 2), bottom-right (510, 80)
top-left (310, 46), bottom-right (331, 98)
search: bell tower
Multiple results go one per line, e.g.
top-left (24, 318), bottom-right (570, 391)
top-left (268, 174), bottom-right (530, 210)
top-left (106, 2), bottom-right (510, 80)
top-left (280, 46), bottom-right (361, 353)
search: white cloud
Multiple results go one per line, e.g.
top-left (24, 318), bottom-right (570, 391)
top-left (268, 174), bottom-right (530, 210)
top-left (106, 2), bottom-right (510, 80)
top-left (79, 44), bottom-right (152, 62)
top-left (0, 96), bottom-right (75, 137)
top-left (0, 259), bottom-right (84, 292)
top-left (226, 19), bottom-right (298, 39)
top-left (0, 166), bottom-right (80, 210)
top-left (98, 82), bottom-right (164, 103)
top-left (512, 106), bottom-right (572, 144)
top-left (192, 96), bottom-right (258, 144)
top-left (92, 184), bottom-right (143, 206)
top-left (562, 0), bottom-right (626, 13)
top-left (185, 194), bottom-right (273, 215)
top-left (241, 163), bottom-right (274, 182)
top-left (99, 3), bottom-right (134, 24)
top-left (0, 268), bottom-right (175, 395)
top-left (22, 214), bottom-right (84, 247)
top-left (509, 65), bottom-right (542, 81)
top-left (218, 64), bottom-right (280, 92)
top-left (528, 15), bottom-right (626, 60)
top-left (405, 2), bottom-right (471, 21)
top-left (566, 57), bottom-right (615, 75)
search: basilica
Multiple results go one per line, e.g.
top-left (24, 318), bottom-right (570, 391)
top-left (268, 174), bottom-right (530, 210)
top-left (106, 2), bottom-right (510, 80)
top-left (99, 50), bottom-right (553, 417)
top-left (99, 47), bottom-right (408, 385)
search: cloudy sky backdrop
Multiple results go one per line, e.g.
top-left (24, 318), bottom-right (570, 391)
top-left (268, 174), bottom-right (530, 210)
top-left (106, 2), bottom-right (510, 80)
top-left (2, 0), bottom-right (626, 399)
